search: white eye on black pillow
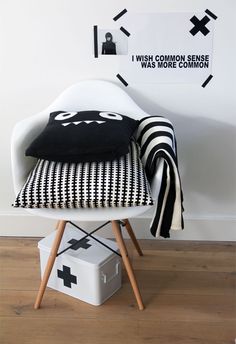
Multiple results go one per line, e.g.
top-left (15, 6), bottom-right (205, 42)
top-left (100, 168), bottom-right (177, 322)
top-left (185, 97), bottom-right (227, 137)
top-left (25, 110), bottom-right (139, 162)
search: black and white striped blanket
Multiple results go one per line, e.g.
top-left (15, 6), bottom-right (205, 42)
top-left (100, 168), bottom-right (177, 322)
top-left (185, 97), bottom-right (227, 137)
top-left (136, 116), bottom-right (184, 238)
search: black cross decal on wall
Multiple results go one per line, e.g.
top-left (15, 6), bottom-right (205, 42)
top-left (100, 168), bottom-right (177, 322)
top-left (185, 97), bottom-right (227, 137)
top-left (67, 238), bottom-right (92, 250)
top-left (57, 265), bottom-right (77, 288)
top-left (190, 15), bottom-right (210, 36)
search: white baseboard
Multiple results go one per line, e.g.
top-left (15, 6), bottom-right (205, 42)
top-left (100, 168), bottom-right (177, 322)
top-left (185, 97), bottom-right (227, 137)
top-left (0, 211), bottom-right (235, 241)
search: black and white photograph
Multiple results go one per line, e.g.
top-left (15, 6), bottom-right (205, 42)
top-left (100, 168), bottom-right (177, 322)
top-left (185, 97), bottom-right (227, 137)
top-left (98, 29), bottom-right (128, 55)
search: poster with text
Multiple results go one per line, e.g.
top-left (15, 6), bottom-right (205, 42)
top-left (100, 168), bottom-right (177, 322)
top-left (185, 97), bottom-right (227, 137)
top-left (118, 12), bottom-right (215, 84)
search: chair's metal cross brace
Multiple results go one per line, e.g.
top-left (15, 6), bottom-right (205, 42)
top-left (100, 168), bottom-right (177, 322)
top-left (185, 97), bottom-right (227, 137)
top-left (56, 220), bottom-right (121, 257)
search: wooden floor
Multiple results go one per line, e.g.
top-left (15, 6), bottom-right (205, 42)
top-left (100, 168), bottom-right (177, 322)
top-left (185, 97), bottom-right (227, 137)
top-left (0, 237), bottom-right (235, 344)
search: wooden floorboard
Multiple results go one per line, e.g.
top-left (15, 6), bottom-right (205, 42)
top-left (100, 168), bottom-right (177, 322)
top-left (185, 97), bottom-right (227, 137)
top-left (1, 317), bottom-right (236, 344)
top-left (0, 237), bottom-right (235, 344)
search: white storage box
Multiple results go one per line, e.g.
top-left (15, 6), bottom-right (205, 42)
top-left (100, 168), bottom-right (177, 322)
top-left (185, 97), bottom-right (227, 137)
top-left (38, 225), bottom-right (122, 306)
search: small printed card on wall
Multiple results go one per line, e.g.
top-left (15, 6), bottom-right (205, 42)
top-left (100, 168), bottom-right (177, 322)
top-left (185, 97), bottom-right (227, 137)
top-left (93, 9), bottom-right (217, 87)
top-left (94, 26), bottom-right (128, 57)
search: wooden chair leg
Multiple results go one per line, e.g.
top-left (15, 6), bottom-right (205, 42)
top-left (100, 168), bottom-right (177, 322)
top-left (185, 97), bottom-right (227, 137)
top-left (55, 220), bottom-right (61, 230)
top-left (34, 220), bottom-right (67, 309)
top-left (112, 220), bottom-right (144, 310)
top-left (123, 219), bottom-right (143, 256)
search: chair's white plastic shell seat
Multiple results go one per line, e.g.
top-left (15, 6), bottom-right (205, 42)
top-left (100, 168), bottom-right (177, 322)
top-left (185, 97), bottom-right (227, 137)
top-left (11, 80), bottom-right (163, 221)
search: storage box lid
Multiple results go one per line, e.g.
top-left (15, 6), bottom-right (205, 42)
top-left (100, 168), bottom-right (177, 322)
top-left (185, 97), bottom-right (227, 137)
top-left (38, 224), bottom-right (119, 267)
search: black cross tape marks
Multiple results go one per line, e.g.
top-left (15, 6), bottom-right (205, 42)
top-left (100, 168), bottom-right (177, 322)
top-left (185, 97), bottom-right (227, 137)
top-left (202, 74), bottom-right (213, 88)
top-left (68, 238), bottom-right (92, 251)
top-left (205, 9), bottom-right (217, 20)
top-left (113, 9), bottom-right (131, 38)
top-left (120, 26), bottom-right (130, 37)
top-left (190, 15), bottom-right (210, 36)
top-left (116, 74), bottom-right (128, 87)
top-left (113, 10), bottom-right (130, 86)
top-left (113, 8), bottom-right (127, 21)
top-left (93, 25), bottom-right (98, 58)
top-left (190, 9), bottom-right (217, 36)
top-left (57, 265), bottom-right (77, 288)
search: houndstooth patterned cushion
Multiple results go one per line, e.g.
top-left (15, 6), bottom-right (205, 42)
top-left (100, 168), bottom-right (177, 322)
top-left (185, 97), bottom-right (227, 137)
top-left (13, 140), bottom-right (153, 209)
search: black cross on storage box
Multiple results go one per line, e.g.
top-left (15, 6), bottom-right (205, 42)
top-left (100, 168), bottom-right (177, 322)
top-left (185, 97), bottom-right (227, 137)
top-left (67, 238), bottom-right (92, 250)
top-left (57, 265), bottom-right (77, 288)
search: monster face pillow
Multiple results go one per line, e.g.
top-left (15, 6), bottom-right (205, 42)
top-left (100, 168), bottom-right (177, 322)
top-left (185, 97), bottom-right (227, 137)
top-left (25, 110), bottom-right (139, 162)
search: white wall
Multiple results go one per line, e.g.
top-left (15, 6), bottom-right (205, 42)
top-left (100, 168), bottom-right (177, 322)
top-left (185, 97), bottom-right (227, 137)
top-left (0, 0), bottom-right (235, 240)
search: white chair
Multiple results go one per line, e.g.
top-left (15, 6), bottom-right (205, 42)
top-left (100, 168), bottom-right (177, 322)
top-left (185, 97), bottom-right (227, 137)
top-left (11, 79), bottom-right (164, 310)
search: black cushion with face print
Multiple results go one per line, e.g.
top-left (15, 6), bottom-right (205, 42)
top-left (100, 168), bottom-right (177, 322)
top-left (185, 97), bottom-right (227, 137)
top-left (25, 110), bottom-right (139, 162)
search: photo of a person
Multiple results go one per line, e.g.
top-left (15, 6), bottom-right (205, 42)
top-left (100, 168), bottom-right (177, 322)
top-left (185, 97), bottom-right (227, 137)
top-left (102, 32), bottom-right (116, 55)
top-left (97, 29), bottom-right (128, 56)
